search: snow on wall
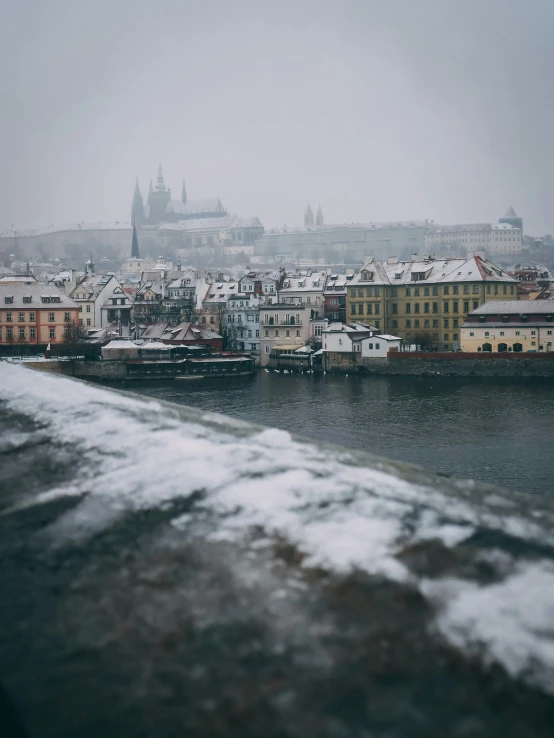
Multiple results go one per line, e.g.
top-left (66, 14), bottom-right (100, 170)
top-left (2, 362), bottom-right (554, 695)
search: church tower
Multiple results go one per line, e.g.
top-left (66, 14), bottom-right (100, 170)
top-left (181, 178), bottom-right (187, 205)
top-left (315, 204), bottom-right (324, 226)
top-left (304, 203), bottom-right (314, 227)
top-left (131, 179), bottom-right (145, 224)
top-left (146, 165), bottom-right (172, 225)
top-left (131, 220), bottom-right (140, 259)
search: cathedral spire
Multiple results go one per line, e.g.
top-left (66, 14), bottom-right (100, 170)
top-left (181, 178), bottom-right (187, 205)
top-left (315, 203), bottom-right (324, 226)
top-left (131, 178), bottom-right (144, 224)
top-left (304, 202), bottom-right (314, 227)
top-left (131, 220), bottom-right (140, 259)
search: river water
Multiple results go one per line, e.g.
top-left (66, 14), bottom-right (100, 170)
top-left (124, 373), bottom-right (554, 497)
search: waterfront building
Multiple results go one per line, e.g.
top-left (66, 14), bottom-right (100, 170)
top-left (69, 267), bottom-right (129, 330)
top-left (346, 253), bottom-right (519, 351)
top-left (199, 281), bottom-right (239, 329)
top-left (0, 283), bottom-right (79, 346)
top-left (461, 301), bottom-right (554, 353)
top-left (226, 293), bottom-right (263, 357)
top-left (259, 304), bottom-right (313, 366)
top-left (323, 273), bottom-right (349, 322)
top-left (277, 270), bottom-right (327, 316)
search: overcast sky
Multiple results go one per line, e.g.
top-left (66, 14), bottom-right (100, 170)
top-left (1, 0), bottom-right (553, 234)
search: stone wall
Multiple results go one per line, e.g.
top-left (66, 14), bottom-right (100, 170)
top-left (324, 352), bottom-right (554, 377)
top-left (73, 360), bottom-right (128, 380)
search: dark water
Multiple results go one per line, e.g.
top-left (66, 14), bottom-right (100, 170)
top-left (123, 373), bottom-right (554, 496)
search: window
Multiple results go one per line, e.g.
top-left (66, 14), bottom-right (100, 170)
top-left (87, 318), bottom-right (91, 326)
top-left (453, 285), bottom-right (459, 295)
top-left (516, 331), bottom-right (520, 336)
top-left (433, 319), bottom-right (438, 328)
top-left (453, 319), bottom-right (459, 328)
top-left (367, 303), bottom-right (373, 315)
top-left (86, 305), bottom-right (91, 313)
top-left (500, 331), bottom-right (504, 336)
top-left (473, 300), bottom-right (479, 310)
top-left (250, 343), bottom-right (256, 351)
top-left (414, 303), bottom-right (420, 314)
top-left (406, 303), bottom-right (411, 314)
top-left (375, 303), bottom-right (380, 315)
top-left (29, 312), bottom-right (35, 322)
top-left (443, 286), bottom-right (450, 295)
top-left (6, 328), bottom-right (12, 339)
top-left (275, 329), bottom-right (279, 336)
top-left (485, 331), bottom-right (489, 337)
top-left (64, 312), bottom-right (71, 322)
top-left (531, 330), bottom-right (536, 335)
top-left (4, 297), bottom-right (13, 304)
top-left (503, 285), bottom-right (507, 294)
top-left (424, 287), bottom-right (430, 296)
top-left (463, 285), bottom-right (470, 294)
top-left (453, 301), bottom-right (458, 313)
top-left (414, 288), bottom-right (420, 297)
top-left (443, 334), bottom-right (449, 341)
top-left (453, 334), bottom-right (458, 341)
top-left (264, 329), bottom-right (269, 336)
top-left (265, 345), bottom-right (270, 353)
top-left (6, 313), bottom-right (12, 322)
top-left (375, 288), bottom-right (380, 298)
top-left (424, 302), bottom-right (429, 313)
top-left (443, 302), bottom-right (449, 313)
top-left (406, 319), bottom-right (411, 328)
top-left (392, 320), bottom-right (398, 329)
top-left (18, 312), bottom-right (25, 322)
top-left (424, 319), bottom-right (430, 328)
top-left (414, 320), bottom-right (420, 328)
top-left (48, 312), bottom-right (55, 322)
top-left (391, 287), bottom-right (398, 297)
top-left (432, 287), bottom-right (439, 296)
top-left (367, 343), bottom-right (373, 350)
top-left (473, 285), bottom-right (479, 294)
top-left (366, 287), bottom-right (373, 297)
top-left (487, 285), bottom-right (491, 294)
top-left (463, 301), bottom-right (469, 313)
top-left (256, 329), bottom-right (260, 338)
top-left (432, 302), bottom-right (438, 313)
top-left (375, 343), bottom-right (380, 350)
top-left (548, 331), bottom-right (552, 336)
top-left (296, 330), bottom-right (300, 337)
top-left (30, 328), bottom-right (36, 338)
top-left (49, 328), bottom-right (55, 338)
top-left (286, 330), bottom-right (290, 337)
top-left (405, 288), bottom-right (411, 297)
top-left (470, 332), bottom-right (474, 337)
top-left (392, 303), bottom-right (398, 314)
top-left (19, 328), bottom-right (25, 339)
top-left (79, 318), bottom-right (83, 325)
top-left (443, 319), bottom-right (449, 328)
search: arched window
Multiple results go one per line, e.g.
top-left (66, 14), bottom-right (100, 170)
top-left (498, 343), bottom-right (508, 352)
top-left (513, 342), bottom-right (523, 352)
top-left (482, 343), bottom-right (492, 352)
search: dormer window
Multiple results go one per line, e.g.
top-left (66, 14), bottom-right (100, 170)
top-left (22, 296), bottom-right (32, 303)
top-left (4, 296), bottom-right (13, 304)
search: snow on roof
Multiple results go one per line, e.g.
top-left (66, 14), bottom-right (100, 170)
top-left (140, 341), bottom-right (171, 350)
top-left (0, 222), bottom-right (132, 238)
top-left (0, 283), bottom-right (77, 308)
top-left (103, 340), bottom-right (138, 350)
top-left (350, 256), bottom-right (517, 286)
top-left (374, 334), bottom-right (402, 341)
top-left (471, 301), bottom-right (554, 315)
top-left (166, 198), bottom-right (225, 216)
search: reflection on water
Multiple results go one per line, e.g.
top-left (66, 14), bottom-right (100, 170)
top-left (122, 373), bottom-right (554, 497)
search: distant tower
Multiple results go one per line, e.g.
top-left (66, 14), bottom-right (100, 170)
top-left (146, 164), bottom-right (172, 225)
top-left (499, 206), bottom-right (523, 232)
top-left (315, 204), bottom-right (324, 226)
top-left (304, 202), bottom-right (314, 227)
top-left (131, 220), bottom-right (140, 259)
top-left (85, 255), bottom-right (95, 275)
top-left (131, 178), bottom-right (145, 224)
top-left (181, 178), bottom-right (187, 205)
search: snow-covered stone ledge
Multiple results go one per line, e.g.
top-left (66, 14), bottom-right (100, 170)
top-left (1, 363), bottom-right (554, 737)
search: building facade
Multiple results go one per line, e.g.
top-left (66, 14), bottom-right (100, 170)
top-left (0, 284), bottom-right (79, 346)
top-left (259, 304), bottom-right (312, 366)
top-left (346, 254), bottom-right (519, 351)
top-left (461, 301), bottom-right (554, 353)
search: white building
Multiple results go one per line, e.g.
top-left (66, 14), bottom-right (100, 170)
top-left (322, 322), bottom-right (378, 355)
top-left (226, 293), bottom-right (263, 358)
top-left (277, 270), bottom-right (327, 316)
top-left (360, 334), bottom-right (402, 358)
top-left (69, 270), bottom-right (128, 329)
top-left (425, 223), bottom-right (522, 256)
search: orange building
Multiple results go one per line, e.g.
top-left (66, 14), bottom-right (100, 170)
top-left (0, 283), bottom-right (79, 346)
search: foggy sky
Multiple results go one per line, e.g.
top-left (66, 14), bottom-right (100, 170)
top-left (1, 0), bottom-right (553, 234)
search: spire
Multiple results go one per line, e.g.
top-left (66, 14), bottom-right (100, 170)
top-left (181, 178), bottom-right (187, 205)
top-left (131, 220), bottom-right (140, 259)
top-left (155, 163), bottom-right (167, 191)
top-left (304, 202), bottom-right (314, 227)
top-left (149, 179), bottom-right (153, 192)
top-left (505, 206), bottom-right (517, 217)
top-left (131, 178), bottom-right (144, 223)
top-left (315, 203), bottom-right (324, 226)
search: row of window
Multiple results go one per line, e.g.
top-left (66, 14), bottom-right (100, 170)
top-left (349, 284), bottom-right (515, 298)
top-left (263, 329), bottom-right (301, 337)
top-left (1, 327), bottom-right (58, 339)
top-left (404, 332), bottom-right (459, 343)
top-left (0, 312), bottom-right (72, 323)
top-left (390, 319), bottom-right (459, 329)
top-left (351, 300), bottom-right (481, 316)
top-left (469, 330), bottom-right (553, 337)
top-left (235, 329), bottom-right (260, 338)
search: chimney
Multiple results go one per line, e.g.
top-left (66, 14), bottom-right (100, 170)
top-left (411, 253), bottom-right (418, 262)
top-left (387, 256), bottom-right (399, 265)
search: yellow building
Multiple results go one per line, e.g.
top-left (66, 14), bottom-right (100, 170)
top-left (0, 284), bottom-right (79, 346)
top-left (346, 254), bottom-right (519, 350)
top-left (461, 301), bottom-right (554, 353)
